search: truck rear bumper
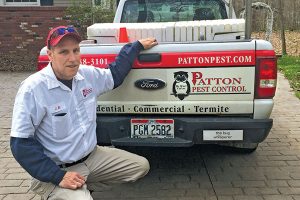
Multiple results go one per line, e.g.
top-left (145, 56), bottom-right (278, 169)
top-left (96, 115), bottom-right (273, 147)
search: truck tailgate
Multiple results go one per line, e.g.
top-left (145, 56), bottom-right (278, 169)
top-left (82, 40), bottom-right (256, 115)
top-left (98, 66), bottom-right (254, 115)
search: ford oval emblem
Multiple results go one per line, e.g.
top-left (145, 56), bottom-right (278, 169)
top-left (135, 79), bottom-right (166, 90)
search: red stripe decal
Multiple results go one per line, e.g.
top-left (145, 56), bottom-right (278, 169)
top-left (79, 51), bottom-right (256, 69)
top-left (37, 55), bottom-right (50, 70)
top-left (134, 50), bottom-right (256, 68)
top-left (38, 50), bottom-right (275, 71)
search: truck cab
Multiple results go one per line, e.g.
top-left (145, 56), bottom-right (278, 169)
top-left (114, 0), bottom-right (236, 23)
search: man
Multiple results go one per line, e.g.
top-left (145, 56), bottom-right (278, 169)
top-left (10, 26), bottom-right (158, 200)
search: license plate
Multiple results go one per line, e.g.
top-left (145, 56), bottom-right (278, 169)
top-left (131, 119), bottom-right (174, 138)
top-left (203, 130), bottom-right (243, 141)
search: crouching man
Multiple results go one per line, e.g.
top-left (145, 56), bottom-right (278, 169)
top-left (10, 26), bottom-right (158, 200)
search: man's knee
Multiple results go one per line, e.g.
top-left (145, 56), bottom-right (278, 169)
top-left (135, 156), bottom-right (150, 179)
top-left (48, 184), bottom-right (92, 200)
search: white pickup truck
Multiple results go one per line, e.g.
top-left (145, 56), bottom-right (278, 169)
top-left (38, 0), bottom-right (277, 152)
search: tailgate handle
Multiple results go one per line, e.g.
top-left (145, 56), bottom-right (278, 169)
top-left (138, 53), bottom-right (161, 62)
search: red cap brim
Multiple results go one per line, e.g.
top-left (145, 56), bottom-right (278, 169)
top-left (49, 32), bottom-right (82, 48)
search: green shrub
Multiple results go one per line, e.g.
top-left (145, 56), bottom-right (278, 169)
top-left (65, 1), bottom-right (115, 39)
top-left (278, 56), bottom-right (300, 99)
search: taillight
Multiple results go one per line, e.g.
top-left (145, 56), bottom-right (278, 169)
top-left (255, 56), bottom-right (277, 99)
top-left (37, 55), bottom-right (49, 71)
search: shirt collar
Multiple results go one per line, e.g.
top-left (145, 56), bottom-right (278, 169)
top-left (41, 63), bottom-right (84, 90)
top-left (74, 72), bottom-right (84, 81)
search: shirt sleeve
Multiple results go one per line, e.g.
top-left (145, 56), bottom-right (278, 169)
top-left (89, 67), bottom-right (115, 97)
top-left (109, 41), bottom-right (144, 89)
top-left (10, 137), bottom-right (66, 185)
top-left (11, 85), bottom-right (45, 138)
top-left (89, 41), bottom-right (144, 97)
top-left (10, 83), bottom-right (66, 185)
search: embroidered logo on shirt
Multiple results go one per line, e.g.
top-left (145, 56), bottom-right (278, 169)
top-left (82, 87), bottom-right (93, 97)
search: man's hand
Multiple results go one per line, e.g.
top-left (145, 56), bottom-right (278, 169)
top-left (59, 171), bottom-right (86, 190)
top-left (138, 37), bottom-right (158, 50)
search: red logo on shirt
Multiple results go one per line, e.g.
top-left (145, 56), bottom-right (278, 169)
top-left (82, 88), bottom-right (93, 97)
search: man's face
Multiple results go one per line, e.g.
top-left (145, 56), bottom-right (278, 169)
top-left (47, 36), bottom-right (81, 80)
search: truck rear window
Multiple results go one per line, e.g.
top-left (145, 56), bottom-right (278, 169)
top-left (120, 0), bottom-right (228, 23)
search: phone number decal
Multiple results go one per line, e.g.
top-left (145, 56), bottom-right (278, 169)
top-left (80, 58), bottom-right (109, 66)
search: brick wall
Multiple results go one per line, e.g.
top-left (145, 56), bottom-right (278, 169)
top-left (0, 7), bottom-right (71, 71)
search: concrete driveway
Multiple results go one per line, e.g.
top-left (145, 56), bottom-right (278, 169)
top-left (0, 72), bottom-right (299, 200)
